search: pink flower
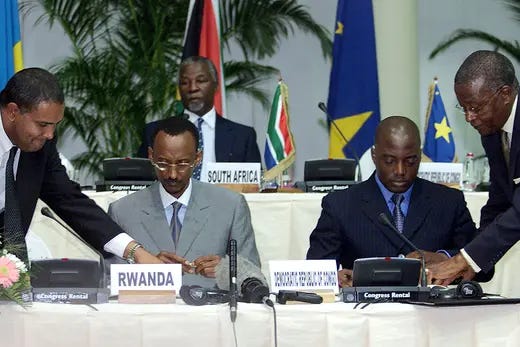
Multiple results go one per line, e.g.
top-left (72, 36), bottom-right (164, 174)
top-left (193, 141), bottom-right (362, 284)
top-left (0, 256), bottom-right (20, 288)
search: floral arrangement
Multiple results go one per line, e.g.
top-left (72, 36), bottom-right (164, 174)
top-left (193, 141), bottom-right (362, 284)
top-left (0, 241), bottom-right (30, 305)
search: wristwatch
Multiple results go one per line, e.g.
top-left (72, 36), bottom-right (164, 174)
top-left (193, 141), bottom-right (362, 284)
top-left (126, 243), bottom-right (143, 264)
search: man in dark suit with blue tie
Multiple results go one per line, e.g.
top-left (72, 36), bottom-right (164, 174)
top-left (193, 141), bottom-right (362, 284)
top-left (136, 56), bottom-right (261, 179)
top-left (306, 116), bottom-right (479, 287)
top-left (430, 51), bottom-right (520, 285)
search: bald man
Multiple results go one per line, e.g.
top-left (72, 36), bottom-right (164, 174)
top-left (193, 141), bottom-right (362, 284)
top-left (430, 51), bottom-right (520, 285)
top-left (306, 116), bottom-right (481, 287)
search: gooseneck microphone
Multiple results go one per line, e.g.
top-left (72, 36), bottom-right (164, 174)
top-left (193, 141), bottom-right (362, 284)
top-left (41, 207), bottom-right (107, 288)
top-left (378, 212), bottom-right (427, 287)
top-left (318, 102), bottom-right (362, 182)
top-left (215, 255), bottom-right (272, 305)
top-left (229, 239), bottom-right (238, 322)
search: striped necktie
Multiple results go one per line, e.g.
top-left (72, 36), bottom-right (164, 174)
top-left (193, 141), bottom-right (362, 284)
top-left (171, 201), bottom-right (183, 247)
top-left (391, 193), bottom-right (405, 233)
top-left (502, 131), bottom-right (510, 169)
top-left (192, 117), bottom-right (204, 180)
top-left (4, 146), bottom-right (28, 261)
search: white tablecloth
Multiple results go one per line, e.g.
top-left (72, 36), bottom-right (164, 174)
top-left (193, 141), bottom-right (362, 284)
top-left (1, 301), bottom-right (520, 347)
top-left (27, 191), bottom-right (520, 296)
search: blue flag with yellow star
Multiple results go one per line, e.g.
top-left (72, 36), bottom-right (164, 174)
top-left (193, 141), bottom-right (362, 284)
top-left (423, 81), bottom-right (455, 162)
top-left (326, 0), bottom-right (380, 161)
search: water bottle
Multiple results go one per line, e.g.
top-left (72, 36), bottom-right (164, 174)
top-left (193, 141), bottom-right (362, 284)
top-left (462, 152), bottom-right (477, 191)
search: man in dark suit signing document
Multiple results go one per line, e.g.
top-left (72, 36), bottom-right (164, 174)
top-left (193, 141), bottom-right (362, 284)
top-left (307, 116), bottom-right (485, 287)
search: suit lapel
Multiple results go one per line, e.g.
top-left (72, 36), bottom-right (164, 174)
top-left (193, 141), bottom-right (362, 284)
top-left (483, 132), bottom-right (513, 199)
top-left (360, 175), bottom-right (429, 254)
top-left (509, 104), bottom-right (520, 180)
top-left (140, 183), bottom-right (175, 252)
top-left (360, 175), bottom-right (391, 225)
top-left (215, 116), bottom-right (232, 162)
top-left (401, 179), bottom-right (431, 245)
top-left (176, 181), bottom-right (210, 257)
top-left (360, 175), bottom-right (405, 251)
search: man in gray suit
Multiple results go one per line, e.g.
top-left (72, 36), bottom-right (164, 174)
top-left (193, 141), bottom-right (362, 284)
top-left (108, 117), bottom-right (261, 287)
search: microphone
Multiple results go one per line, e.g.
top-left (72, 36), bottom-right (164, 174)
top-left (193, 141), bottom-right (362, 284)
top-left (40, 207), bottom-right (106, 288)
top-left (229, 239), bottom-right (238, 322)
top-left (318, 102), bottom-right (362, 182)
top-left (377, 213), bottom-right (427, 287)
top-left (215, 255), bottom-right (272, 305)
top-left (179, 285), bottom-right (229, 306)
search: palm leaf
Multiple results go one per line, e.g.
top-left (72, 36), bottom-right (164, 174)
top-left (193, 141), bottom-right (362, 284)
top-left (220, 0), bottom-right (332, 60)
top-left (224, 60), bottom-right (279, 108)
top-left (23, 0), bottom-right (330, 176)
top-left (430, 29), bottom-right (520, 62)
top-left (429, 1), bottom-right (520, 63)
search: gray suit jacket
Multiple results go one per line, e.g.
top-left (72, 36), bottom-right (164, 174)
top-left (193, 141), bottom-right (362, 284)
top-left (107, 180), bottom-right (261, 287)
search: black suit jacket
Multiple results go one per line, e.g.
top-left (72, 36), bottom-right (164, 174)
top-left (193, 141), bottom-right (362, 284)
top-left (464, 103), bottom-right (520, 272)
top-left (17, 138), bottom-right (123, 252)
top-left (136, 115), bottom-right (261, 163)
top-left (306, 174), bottom-right (479, 270)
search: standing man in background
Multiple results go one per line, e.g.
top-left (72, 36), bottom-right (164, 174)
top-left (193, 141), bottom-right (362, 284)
top-left (0, 67), bottom-right (161, 265)
top-left (430, 50), bottom-right (520, 284)
top-left (137, 56), bottom-right (261, 179)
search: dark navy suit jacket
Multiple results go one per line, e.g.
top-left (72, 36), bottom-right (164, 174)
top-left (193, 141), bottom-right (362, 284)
top-left (17, 138), bottom-right (122, 252)
top-left (136, 115), bottom-right (261, 163)
top-left (306, 174), bottom-right (479, 271)
top-left (464, 103), bottom-right (520, 272)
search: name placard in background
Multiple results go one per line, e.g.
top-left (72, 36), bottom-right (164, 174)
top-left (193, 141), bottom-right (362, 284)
top-left (269, 260), bottom-right (339, 294)
top-left (110, 264), bottom-right (182, 296)
top-left (418, 162), bottom-right (463, 188)
top-left (202, 162), bottom-right (261, 184)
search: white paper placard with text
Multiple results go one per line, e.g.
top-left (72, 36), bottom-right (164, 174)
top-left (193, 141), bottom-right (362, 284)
top-left (110, 264), bottom-right (182, 296)
top-left (202, 162), bottom-right (261, 184)
top-left (418, 162), bottom-right (463, 187)
top-left (269, 260), bottom-right (339, 294)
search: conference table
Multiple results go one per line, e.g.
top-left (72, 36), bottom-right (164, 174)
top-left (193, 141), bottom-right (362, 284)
top-left (2, 300), bottom-right (520, 347)
top-left (27, 191), bottom-right (520, 297)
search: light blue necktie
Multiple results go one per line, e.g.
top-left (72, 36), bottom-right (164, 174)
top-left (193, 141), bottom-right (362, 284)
top-left (171, 201), bottom-right (183, 247)
top-left (192, 117), bottom-right (204, 180)
top-left (391, 193), bottom-right (404, 233)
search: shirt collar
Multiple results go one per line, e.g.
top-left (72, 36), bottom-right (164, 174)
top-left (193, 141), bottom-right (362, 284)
top-left (158, 179), bottom-right (193, 209)
top-left (375, 173), bottom-right (414, 203)
top-left (0, 110), bottom-right (15, 154)
top-left (186, 107), bottom-right (216, 129)
top-left (502, 96), bottom-right (518, 135)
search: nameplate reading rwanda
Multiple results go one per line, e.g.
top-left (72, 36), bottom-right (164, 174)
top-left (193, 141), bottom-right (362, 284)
top-left (202, 162), bottom-right (261, 184)
top-left (110, 264), bottom-right (182, 296)
top-left (269, 260), bottom-right (339, 294)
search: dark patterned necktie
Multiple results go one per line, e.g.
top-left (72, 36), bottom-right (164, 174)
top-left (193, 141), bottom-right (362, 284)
top-left (391, 193), bottom-right (404, 233)
top-left (192, 117), bottom-right (204, 180)
top-left (4, 146), bottom-right (28, 261)
top-left (171, 201), bottom-right (183, 247)
top-left (502, 131), bottom-right (510, 169)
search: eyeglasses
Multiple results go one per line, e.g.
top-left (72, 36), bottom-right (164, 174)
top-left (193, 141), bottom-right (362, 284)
top-left (151, 161), bottom-right (195, 173)
top-left (456, 86), bottom-right (504, 117)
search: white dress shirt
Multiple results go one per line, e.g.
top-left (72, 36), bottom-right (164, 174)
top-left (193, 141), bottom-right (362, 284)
top-left (0, 110), bottom-right (132, 258)
top-left (158, 178), bottom-right (193, 225)
top-left (0, 112), bottom-right (20, 212)
top-left (186, 108), bottom-right (216, 182)
top-left (461, 96), bottom-right (518, 273)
